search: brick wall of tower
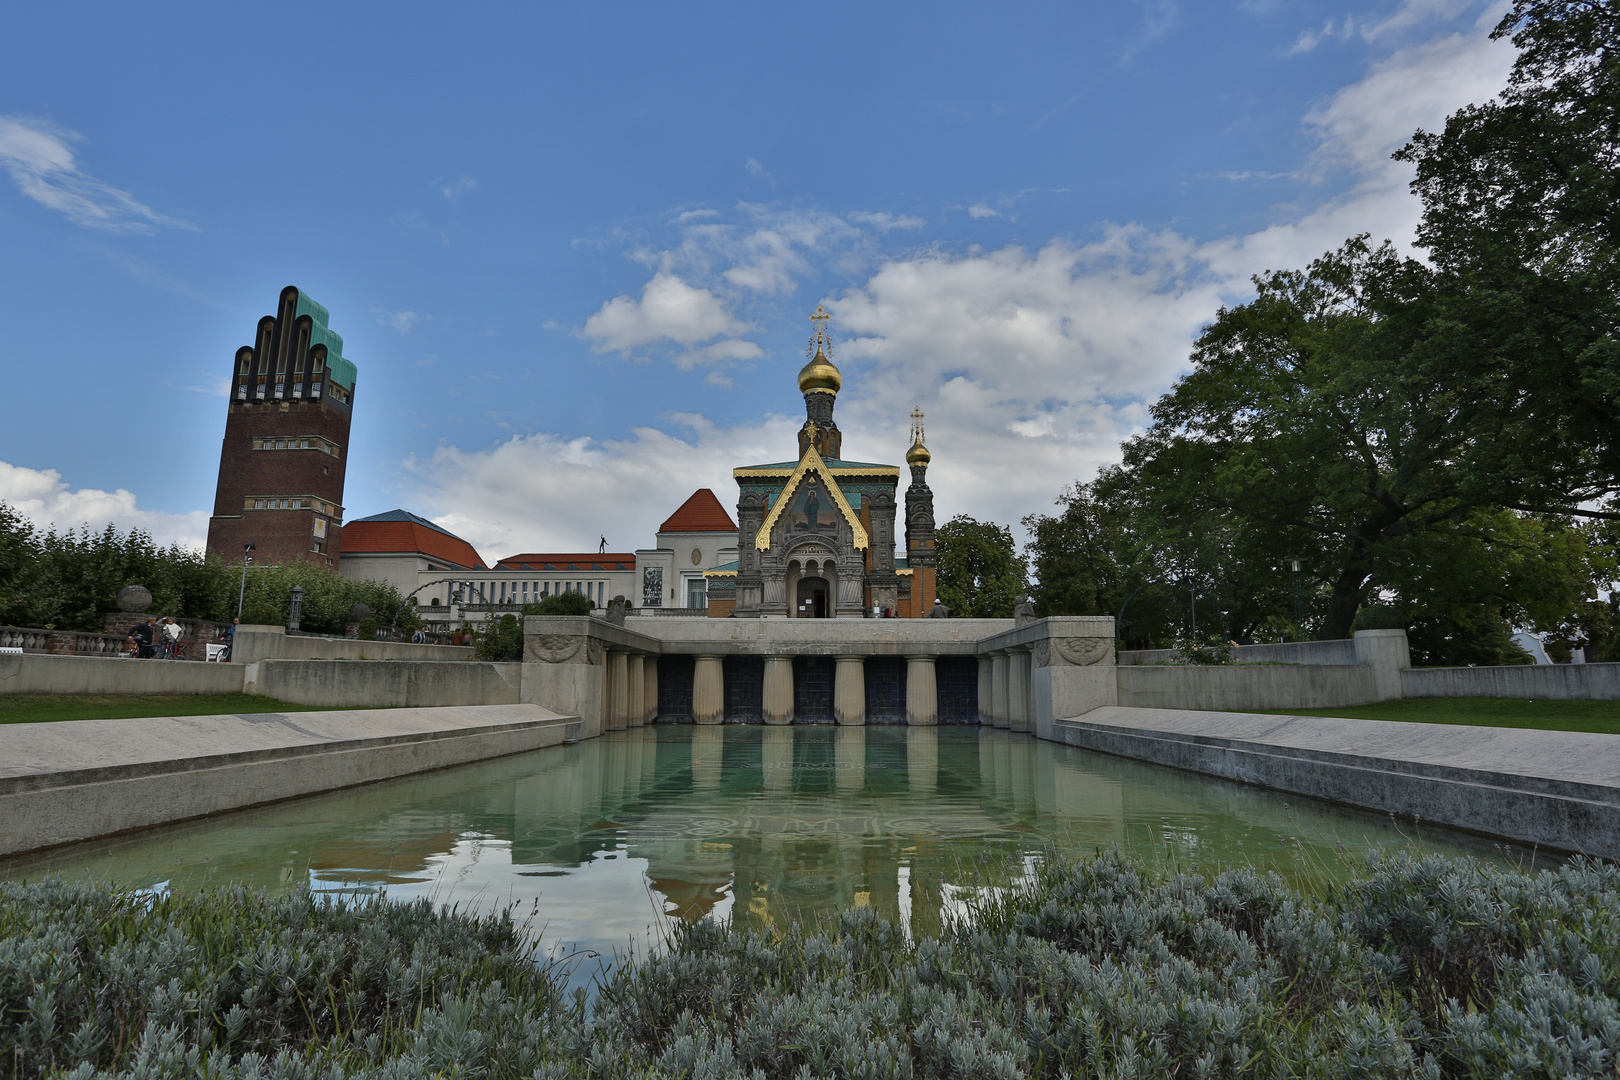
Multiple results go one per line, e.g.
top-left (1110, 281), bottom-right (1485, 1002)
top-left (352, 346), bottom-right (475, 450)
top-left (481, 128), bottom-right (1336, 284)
top-left (206, 396), bottom-right (352, 570)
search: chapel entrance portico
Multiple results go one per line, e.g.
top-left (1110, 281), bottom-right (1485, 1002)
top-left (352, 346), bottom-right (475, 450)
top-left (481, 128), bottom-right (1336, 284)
top-left (795, 573), bottom-right (829, 618)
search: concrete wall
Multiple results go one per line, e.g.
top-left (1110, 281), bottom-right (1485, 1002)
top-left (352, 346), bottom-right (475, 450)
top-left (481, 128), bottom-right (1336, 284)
top-left (1117, 662), bottom-right (1380, 712)
top-left (231, 625), bottom-right (475, 666)
top-left (0, 704), bottom-right (582, 857)
top-left (246, 659), bottom-right (521, 708)
top-left (1404, 662), bottom-right (1620, 700)
top-left (1121, 639), bottom-right (1361, 666)
top-left (0, 652), bottom-right (247, 697)
top-left (621, 614), bottom-right (1017, 655)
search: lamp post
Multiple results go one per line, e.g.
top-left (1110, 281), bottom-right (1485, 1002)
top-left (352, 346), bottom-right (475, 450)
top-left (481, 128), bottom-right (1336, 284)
top-left (1289, 557), bottom-right (1305, 640)
top-left (236, 542), bottom-right (256, 620)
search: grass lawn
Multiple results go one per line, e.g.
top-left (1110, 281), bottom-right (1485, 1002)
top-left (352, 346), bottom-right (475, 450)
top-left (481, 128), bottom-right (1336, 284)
top-left (1265, 695), bottom-right (1620, 735)
top-left (0, 694), bottom-right (354, 724)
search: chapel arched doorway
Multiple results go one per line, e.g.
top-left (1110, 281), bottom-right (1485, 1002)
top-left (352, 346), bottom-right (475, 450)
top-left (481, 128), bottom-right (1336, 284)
top-left (796, 576), bottom-right (829, 618)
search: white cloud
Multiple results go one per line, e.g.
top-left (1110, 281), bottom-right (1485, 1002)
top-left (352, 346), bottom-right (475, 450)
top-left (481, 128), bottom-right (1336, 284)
top-left (440, 176), bottom-right (477, 199)
top-left (1288, 0), bottom-right (1483, 54)
top-left (966, 203), bottom-right (1002, 220)
top-left (0, 460), bottom-right (209, 550)
top-left (0, 115), bottom-right (195, 233)
top-left (849, 211), bottom-right (927, 232)
top-left (581, 270), bottom-right (751, 353)
top-left (404, 417), bottom-right (797, 556)
top-left (373, 308), bottom-right (426, 333)
top-left (407, 14), bottom-right (1517, 545)
top-left (745, 157), bottom-right (772, 182)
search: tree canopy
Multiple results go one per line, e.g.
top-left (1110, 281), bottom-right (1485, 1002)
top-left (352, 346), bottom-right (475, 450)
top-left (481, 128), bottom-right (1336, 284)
top-left (935, 515), bottom-right (1027, 618)
top-left (1026, 3), bottom-right (1620, 660)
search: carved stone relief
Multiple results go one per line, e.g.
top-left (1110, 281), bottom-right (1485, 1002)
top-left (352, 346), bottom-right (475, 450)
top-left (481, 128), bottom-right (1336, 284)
top-left (1034, 636), bottom-right (1112, 667)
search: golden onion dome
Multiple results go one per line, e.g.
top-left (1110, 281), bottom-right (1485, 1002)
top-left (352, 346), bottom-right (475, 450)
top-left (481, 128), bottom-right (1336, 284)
top-left (798, 347), bottom-right (842, 394)
top-left (906, 437), bottom-right (931, 466)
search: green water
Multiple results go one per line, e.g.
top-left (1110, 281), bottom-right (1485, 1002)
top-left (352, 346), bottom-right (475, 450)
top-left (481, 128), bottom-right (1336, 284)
top-left (1, 725), bottom-right (1527, 971)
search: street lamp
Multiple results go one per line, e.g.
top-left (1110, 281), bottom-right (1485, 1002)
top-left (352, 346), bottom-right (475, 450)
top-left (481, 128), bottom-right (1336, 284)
top-left (236, 542), bottom-right (256, 620)
top-left (1289, 557), bottom-right (1305, 640)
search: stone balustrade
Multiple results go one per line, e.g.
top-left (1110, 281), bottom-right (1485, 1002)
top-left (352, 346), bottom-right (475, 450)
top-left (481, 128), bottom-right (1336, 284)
top-left (0, 626), bottom-right (138, 657)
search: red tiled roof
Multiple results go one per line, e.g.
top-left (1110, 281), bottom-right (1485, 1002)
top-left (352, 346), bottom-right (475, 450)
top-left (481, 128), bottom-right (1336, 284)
top-left (659, 489), bottom-right (737, 533)
top-left (342, 521), bottom-right (487, 569)
top-left (495, 553), bottom-right (637, 572)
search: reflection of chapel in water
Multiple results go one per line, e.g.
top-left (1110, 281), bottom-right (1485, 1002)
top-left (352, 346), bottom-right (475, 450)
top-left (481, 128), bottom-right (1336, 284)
top-left (714, 306), bottom-right (938, 618)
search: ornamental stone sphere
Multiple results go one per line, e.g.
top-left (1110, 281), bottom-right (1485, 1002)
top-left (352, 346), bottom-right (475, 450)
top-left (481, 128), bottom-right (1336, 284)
top-left (349, 603), bottom-right (372, 623)
top-left (116, 585), bottom-right (153, 613)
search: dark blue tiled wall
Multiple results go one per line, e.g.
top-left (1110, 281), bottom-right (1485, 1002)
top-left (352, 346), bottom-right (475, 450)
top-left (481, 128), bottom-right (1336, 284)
top-left (724, 656), bottom-right (764, 722)
top-left (937, 656), bottom-right (980, 724)
top-left (794, 656), bottom-right (834, 723)
top-left (863, 656), bottom-right (907, 724)
top-left (656, 654), bottom-right (695, 722)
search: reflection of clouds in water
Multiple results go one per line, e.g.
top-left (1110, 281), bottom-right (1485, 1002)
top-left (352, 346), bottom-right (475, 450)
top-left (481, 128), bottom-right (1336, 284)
top-left (315, 833), bottom-right (680, 971)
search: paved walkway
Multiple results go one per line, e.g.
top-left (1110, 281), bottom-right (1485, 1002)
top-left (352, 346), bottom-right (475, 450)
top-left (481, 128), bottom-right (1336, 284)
top-left (1054, 706), bottom-right (1620, 857)
top-left (0, 704), bottom-right (581, 857)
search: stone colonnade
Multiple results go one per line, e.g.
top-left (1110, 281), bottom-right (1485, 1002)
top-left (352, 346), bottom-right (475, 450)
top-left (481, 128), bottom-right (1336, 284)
top-left (603, 646), bottom-right (660, 730)
top-left (522, 615), bottom-right (1118, 739)
top-left (692, 653), bottom-right (943, 726)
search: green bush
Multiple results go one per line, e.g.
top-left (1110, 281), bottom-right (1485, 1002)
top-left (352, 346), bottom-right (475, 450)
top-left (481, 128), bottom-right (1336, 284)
top-left (526, 592), bottom-right (595, 616)
top-left (236, 562), bottom-right (418, 636)
top-left (474, 613), bottom-right (525, 661)
top-left (1352, 604), bottom-right (1407, 631)
top-left (0, 501), bottom-right (233, 631)
top-left (7, 852), bottom-right (1619, 1078)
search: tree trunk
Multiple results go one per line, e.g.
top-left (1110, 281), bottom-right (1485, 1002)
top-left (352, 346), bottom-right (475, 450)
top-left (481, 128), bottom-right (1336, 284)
top-left (1321, 568), bottom-right (1369, 639)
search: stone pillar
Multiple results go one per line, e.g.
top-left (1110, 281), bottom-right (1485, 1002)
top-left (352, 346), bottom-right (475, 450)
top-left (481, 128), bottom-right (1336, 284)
top-left (990, 650), bottom-right (1010, 729)
top-left (605, 650), bottom-right (628, 731)
top-left (1030, 618), bottom-right (1118, 740)
top-left (1007, 648), bottom-right (1031, 733)
top-left (642, 655), bottom-right (659, 723)
top-left (906, 655), bottom-right (938, 726)
top-left (761, 725), bottom-right (793, 791)
top-left (626, 654), bottom-right (646, 728)
top-left (691, 724), bottom-right (723, 791)
top-left (907, 727), bottom-right (938, 793)
top-left (693, 656), bottom-right (725, 724)
top-left (833, 655), bottom-right (866, 726)
top-left (762, 655), bottom-right (795, 725)
top-left (835, 726), bottom-right (865, 793)
top-left (1354, 629), bottom-right (1410, 701)
top-left (977, 656), bottom-right (994, 725)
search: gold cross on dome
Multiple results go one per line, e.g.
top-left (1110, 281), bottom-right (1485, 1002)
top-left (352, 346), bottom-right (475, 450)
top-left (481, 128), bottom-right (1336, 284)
top-left (910, 406), bottom-right (926, 444)
top-left (809, 304), bottom-right (830, 329)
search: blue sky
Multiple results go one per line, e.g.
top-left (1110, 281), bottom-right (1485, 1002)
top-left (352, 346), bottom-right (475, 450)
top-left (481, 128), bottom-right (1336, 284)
top-left (0, 1), bottom-right (1514, 559)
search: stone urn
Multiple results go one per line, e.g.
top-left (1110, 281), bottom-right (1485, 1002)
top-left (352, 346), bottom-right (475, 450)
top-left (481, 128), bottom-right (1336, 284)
top-left (117, 585), bottom-right (153, 613)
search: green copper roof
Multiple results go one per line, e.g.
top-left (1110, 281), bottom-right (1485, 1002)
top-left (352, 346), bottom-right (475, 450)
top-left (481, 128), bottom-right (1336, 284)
top-left (295, 291), bottom-right (356, 391)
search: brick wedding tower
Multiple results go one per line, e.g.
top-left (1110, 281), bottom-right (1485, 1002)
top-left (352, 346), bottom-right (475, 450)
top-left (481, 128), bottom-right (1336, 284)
top-left (205, 286), bottom-right (358, 570)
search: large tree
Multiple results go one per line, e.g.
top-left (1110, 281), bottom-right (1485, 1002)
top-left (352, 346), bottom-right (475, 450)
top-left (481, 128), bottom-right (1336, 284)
top-left (935, 515), bottom-right (1027, 618)
top-left (1395, 0), bottom-right (1620, 517)
top-left (1098, 239), bottom-right (1609, 642)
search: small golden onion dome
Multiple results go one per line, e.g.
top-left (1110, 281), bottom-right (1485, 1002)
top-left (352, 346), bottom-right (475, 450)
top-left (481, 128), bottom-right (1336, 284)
top-left (906, 438), bottom-right (931, 466)
top-left (798, 346), bottom-right (842, 394)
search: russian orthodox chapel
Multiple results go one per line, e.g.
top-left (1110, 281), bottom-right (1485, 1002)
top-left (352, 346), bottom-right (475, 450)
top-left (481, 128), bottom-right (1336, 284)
top-left (726, 306), bottom-right (937, 618)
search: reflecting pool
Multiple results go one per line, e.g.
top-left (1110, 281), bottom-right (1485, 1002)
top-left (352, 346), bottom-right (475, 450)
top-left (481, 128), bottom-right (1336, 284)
top-left (1, 725), bottom-right (1529, 979)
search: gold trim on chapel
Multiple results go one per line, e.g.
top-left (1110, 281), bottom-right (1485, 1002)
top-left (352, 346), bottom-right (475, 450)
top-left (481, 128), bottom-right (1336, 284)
top-left (753, 444), bottom-right (869, 551)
